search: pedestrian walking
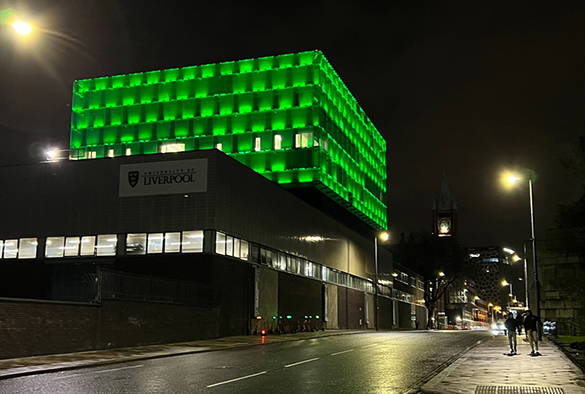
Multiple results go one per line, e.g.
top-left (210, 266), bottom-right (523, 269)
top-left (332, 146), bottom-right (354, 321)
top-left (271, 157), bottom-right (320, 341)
top-left (523, 309), bottom-right (542, 356)
top-left (504, 313), bottom-right (518, 355)
top-left (515, 312), bottom-right (523, 335)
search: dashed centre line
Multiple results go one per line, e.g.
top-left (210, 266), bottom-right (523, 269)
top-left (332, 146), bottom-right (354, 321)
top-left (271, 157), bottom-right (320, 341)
top-left (284, 357), bottom-right (320, 368)
top-left (207, 371), bottom-right (267, 388)
top-left (331, 349), bottom-right (354, 356)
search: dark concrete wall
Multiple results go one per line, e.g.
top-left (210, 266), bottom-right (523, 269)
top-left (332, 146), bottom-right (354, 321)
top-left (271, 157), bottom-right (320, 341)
top-left (278, 273), bottom-right (323, 330)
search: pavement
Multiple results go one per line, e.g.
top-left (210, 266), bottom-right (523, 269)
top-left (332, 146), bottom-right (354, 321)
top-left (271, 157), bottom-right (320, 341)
top-left (421, 333), bottom-right (585, 394)
top-left (0, 330), bottom-right (584, 394)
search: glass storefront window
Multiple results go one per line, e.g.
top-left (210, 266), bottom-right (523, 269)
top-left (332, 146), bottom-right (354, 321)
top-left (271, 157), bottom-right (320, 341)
top-left (182, 230), bottom-right (203, 253)
top-left (65, 237), bottom-right (81, 257)
top-left (80, 236), bottom-right (96, 256)
top-left (148, 233), bottom-right (164, 254)
top-left (18, 238), bottom-right (37, 259)
top-left (3, 239), bottom-right (18, 259)
top-left (215, 232), bottom-right (226, 255)
top-left (46, 237), bottom-right (65, 258)
top-left (126, 233), bottom-right (146, 255)
top-left (240, 240), bottom-right (248, 260)
top-left (0, 240), bottom-right (3, 258)
top-left (165, 232), bottom-right (181, 253)
top-left (96, 234), bottom-right (117, 256)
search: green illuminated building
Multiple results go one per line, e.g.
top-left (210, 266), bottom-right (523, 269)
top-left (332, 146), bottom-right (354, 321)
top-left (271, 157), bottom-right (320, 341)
top-left (70, 50), bottom-right (387, 229)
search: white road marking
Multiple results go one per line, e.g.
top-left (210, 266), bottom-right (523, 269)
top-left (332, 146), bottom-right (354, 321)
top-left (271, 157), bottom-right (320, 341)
top-left (52, 364), bottom-right (143, 380)
top-left (284, 357), bottom-right (320, 368)
top-left (206, 371), bottom-right (267, 388)
top-left (331, 349), bottom-right (354, 356)
top-left (361, 343), bottom-right (379, 349)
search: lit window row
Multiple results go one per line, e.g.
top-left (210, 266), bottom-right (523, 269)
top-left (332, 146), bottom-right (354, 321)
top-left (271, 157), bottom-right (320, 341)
top-left (0, 238), bottom-right (38, 259)
top-left (215, 232), bottom-right (249, 260)
top-left (125, 231), bottom-right (203, 254)
top-left (258, 246), bottom-right (374, 294)
top-left (46, 235), bottom-right (117, 257)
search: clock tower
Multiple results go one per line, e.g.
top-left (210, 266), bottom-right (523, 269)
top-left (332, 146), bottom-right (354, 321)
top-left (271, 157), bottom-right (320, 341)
top-left (432, 174), bottom-right (458, 237)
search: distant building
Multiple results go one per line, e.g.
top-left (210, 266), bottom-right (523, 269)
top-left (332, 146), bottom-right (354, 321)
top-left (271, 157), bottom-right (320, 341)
top-left (432, 174), bottom-right (458, 238)
top-left (467, 246), bottom-right (506, 306)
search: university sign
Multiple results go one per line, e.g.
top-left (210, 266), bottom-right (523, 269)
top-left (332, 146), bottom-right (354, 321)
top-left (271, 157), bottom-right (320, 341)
top-left (119, 159), bottom-right (208, 197)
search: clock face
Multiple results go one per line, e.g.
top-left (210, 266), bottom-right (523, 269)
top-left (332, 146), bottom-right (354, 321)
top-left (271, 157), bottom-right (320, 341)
top-left (438, 218), bottom-right (451, 234)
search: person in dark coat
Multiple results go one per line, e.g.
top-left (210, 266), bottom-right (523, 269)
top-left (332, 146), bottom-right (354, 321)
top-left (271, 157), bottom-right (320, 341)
top-left (504, 313), bottom-right (518, 354)
top-left (515, 312), bottom-right (523, 335)
top-left (523, 309), bottom-right (542, 356)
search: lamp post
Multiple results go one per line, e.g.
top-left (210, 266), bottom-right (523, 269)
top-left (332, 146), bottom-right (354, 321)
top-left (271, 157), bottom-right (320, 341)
top-left (374, 231), bottom-right (389, 331)
top-left (506, 171), bottom-right (540, 320)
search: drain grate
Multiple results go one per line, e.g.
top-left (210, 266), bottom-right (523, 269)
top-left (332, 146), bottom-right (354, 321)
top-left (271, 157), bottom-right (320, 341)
top-left (475, 387), bottom-right (565, 394)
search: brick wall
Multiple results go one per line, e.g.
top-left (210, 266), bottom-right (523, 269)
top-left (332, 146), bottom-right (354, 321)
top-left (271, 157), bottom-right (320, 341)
top-left (0, 298), bottom-right (220, 360)
top-left (0, 298), bottom-right (98, 359)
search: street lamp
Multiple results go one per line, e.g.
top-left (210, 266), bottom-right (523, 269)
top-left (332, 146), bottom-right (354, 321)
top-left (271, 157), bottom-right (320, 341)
top-left (374, 231), bottom-right (389, 331)
top-left (502, 279), bottom-right (513, 307)
top-left (505, 170), bottom-right (541, 320)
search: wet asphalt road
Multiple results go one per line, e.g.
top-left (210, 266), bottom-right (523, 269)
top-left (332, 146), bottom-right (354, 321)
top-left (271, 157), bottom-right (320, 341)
top-left (0, 330), bottom-right (492, 394)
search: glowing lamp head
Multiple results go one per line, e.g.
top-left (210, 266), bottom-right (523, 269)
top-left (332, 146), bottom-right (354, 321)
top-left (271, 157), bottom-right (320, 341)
top-left (379, 232), bottom-right (389, 242)
top-left (507, 175), bottom-right (519, 184)
top-left (13, 21), bottom-right (32, 35)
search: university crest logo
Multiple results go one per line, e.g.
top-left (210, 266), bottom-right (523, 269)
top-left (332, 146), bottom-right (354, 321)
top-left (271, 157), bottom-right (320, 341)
top-left (128, 171), bottom-right (139, 188)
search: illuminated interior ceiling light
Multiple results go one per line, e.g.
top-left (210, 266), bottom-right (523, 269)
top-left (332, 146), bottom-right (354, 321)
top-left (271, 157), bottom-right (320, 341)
top-left (503, 248), bottom-right (515, 255)
top-left (161, 143), bottom-right (185, 153)
top-left (300, 235), bottom-right (325, 242)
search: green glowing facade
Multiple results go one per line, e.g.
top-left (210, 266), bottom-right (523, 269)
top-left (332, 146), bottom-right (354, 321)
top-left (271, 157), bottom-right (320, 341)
top-left (70, 51), bottom-right (387, 229)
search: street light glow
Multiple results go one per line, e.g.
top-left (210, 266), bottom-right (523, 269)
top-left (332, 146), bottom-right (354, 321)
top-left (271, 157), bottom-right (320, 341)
top-left (12, 21), bottom-right (32, 35)
top-left (379, 231), bottom-right (389, 242)
top-left (507, 175), bottom-right (519, 184)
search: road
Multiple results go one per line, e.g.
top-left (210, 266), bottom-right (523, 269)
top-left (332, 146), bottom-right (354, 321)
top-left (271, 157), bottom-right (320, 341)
top-left (0, 330), bottom-right (492, 394)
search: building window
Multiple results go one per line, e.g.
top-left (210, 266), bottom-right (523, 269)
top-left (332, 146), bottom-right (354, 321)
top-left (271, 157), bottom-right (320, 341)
top-left (18, 238), bottom-right (37, 259)
top-left (295, 131), bottom-right (312, 148)
top-left (96, 235), bottom-right (117, 256)
top-left (126, 233), bottom-right (146, 255)
top-left (226, 236), bottom-right (234, 256)
top-left (274, 134), bottom-right (282, 150)
top-left (125, 148), bottom-right (132, 156)
top-left (3, 239), bottom-right (18, 259)
top-left (147, 233), bottom-right (163, 254)
top-left (108, 149), bottom-right (115, 158)
top-left (46, 237), bottom-right (65, 258)
top-left (182, 230), bottom-right (203, 253)
top-left (164, 232), bottom-right (181, 253)
top-left (161, 143), bottom-right (185, 153)
top-left (215, 232), bottom-right (226, 255)
top-left (233, 238), bottom-right (241, 258)
top-left (88, 151), bottom-right (97, 159)
top-left (277, 253), bottom-right (286, 270)
top-left (0, 240), bottom-right (3, 258)
top-left (240, 240), bottom-right (249, 260)
top-left (216, 143), bottom-right (223, 152)
top-left (80, 236), bottom-right (96, 256)
top-left (254, 137), bottom-right (261, 152)
top-left (65, 237), bottom-right (81, 257)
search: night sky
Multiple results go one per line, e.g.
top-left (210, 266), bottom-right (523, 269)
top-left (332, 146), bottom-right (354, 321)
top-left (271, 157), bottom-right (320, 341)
top-left (1, 1), bottom-right (584, 256)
